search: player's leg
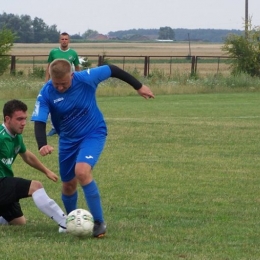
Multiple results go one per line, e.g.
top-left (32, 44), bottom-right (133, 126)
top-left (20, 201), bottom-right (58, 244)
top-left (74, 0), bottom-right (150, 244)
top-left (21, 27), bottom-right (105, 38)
top-left (0, 202), bottom-right (26, 225)
top-left (59, 148), bottom-right (78, 214)
top-left (76, 132), bottom-right (107, 237)
top-left (29, 180), bottom-right (67, 229)
top-left (0, 177), bottom-right (66, 229)
top-left (0, 177), bottom-right (27, 225)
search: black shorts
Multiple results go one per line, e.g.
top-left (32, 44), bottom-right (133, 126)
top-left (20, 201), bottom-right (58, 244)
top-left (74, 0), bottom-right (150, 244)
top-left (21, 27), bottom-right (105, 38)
top-left (0, 177), bottom-right (31, 222)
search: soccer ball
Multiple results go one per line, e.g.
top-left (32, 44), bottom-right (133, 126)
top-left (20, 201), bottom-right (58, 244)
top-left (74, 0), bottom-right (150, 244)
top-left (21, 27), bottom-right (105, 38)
top-left (66, 209), bottom-right (94, 237)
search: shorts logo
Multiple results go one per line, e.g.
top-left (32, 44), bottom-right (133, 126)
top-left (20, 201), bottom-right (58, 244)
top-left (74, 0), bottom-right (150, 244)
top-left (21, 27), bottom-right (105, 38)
top-left (85, 155), bottom-right (93, 159)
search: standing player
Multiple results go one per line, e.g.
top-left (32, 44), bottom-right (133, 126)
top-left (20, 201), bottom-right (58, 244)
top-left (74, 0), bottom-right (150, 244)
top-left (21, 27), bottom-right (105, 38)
top-left (45, 32), bottom-right (81, 136)
top-left (31, 59), bottom-right (154, 238)
top-left (45, 32), bottom-right (80, 82)
top-left (0, 99), bottom-right (67, 232)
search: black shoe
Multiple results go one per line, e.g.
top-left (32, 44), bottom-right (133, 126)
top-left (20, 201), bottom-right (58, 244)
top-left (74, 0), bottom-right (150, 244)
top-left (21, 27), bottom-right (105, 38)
top-left (93, 221), bottom-right (106, 238)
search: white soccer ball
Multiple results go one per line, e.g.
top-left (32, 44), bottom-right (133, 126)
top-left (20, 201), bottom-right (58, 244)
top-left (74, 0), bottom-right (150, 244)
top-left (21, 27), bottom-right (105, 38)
top-left (66, 209), bottom-right (94, 237)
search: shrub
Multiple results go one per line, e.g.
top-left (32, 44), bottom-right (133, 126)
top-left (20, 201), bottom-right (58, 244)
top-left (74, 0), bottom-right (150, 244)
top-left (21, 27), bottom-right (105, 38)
top-left (222, 24), bottom-right (260, 77)
top-left (0, 27), bottom-right (16, 75)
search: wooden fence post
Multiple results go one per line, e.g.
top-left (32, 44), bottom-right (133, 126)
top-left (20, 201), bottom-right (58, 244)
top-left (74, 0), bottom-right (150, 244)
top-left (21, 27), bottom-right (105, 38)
top-left (144, 56), bottom-right (148, 77)
top-left (10, 55), bottom-right (16, 74)
top-left (98, 55), bottom-right (103, 66)
top-left (191, 56), bottom-right (195, 75)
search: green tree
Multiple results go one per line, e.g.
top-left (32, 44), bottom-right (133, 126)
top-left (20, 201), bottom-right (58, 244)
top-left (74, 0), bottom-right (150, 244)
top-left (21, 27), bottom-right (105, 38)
top-left (222, 25), bottom-right (260, 77)
top-left (0, 27), bottom-right (15, 75)
top-left (82, 29), bottom-right (98, 40)
top-left (158, 27), bottom-right (174, 40)
top-left (0, 12), bottom-right (60, 43)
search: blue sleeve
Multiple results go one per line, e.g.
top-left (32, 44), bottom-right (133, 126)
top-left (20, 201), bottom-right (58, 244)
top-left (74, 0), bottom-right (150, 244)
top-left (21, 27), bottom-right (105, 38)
top-left (31, 89), bottom-right (50, 123)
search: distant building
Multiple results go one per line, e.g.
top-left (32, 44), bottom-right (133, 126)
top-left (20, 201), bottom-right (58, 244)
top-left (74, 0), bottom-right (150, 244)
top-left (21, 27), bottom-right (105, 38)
top-left (156, 39), bottom-right (174, 42)
top-left (88, 34), bottom-right (108, 40)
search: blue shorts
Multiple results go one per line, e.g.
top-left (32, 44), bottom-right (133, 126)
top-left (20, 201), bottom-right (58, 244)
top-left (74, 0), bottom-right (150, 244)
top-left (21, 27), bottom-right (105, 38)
top-left (59, 131), bottom-right (107, 182)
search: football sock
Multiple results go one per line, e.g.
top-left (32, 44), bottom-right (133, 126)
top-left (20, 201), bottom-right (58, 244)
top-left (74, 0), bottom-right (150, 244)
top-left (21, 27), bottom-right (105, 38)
top-left (32, 188), bottom-right (66, 228)
top-left (0, 216), bottom-right (8, 225)
top-left (82, 180), bottom-right (104, 223)
top-left (61, 191), bottom-right (78, 214)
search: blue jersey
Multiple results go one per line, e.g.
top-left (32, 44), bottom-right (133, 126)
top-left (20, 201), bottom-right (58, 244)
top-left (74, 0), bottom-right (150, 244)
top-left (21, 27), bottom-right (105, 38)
top-left (31, 65), bottom-right (111, 144)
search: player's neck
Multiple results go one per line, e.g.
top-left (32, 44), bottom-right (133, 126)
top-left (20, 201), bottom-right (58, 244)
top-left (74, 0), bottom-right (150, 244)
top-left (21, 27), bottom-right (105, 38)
top-left (60, 46), bottom-right (69, 51)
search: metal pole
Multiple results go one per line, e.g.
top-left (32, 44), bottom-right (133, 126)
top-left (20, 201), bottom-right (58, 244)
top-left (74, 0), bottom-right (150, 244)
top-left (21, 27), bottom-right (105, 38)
top-left (188, 33), bottom-right (191, 56)
top-left (245, 0), bottom-right (248, 38)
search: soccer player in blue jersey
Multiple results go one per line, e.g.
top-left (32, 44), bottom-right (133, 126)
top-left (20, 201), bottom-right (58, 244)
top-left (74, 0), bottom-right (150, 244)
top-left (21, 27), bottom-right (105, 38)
top-left (31, 59), bottom-right (154, 237)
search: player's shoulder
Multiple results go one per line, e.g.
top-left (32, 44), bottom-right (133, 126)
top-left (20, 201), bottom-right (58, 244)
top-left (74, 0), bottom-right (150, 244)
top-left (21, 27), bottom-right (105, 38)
top-left (0, 125), bottom-right (13, 140)
top-left (69, 48), bottom-right (78, 55)
top-left (50, 47), bottom-right (61, 53)
top-left (38, 81), bottom-right (55, 97)
top-left (0, 125), bottom-right (6, 137)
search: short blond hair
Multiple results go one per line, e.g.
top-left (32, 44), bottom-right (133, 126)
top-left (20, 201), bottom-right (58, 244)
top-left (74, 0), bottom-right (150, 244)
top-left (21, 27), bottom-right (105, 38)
top-left (49, 59), bottom-right (72, 79)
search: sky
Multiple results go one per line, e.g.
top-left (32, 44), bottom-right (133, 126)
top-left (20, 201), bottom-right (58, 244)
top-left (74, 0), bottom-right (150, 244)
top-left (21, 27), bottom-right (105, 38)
top-left (1, 0), bottom-right (260, 35)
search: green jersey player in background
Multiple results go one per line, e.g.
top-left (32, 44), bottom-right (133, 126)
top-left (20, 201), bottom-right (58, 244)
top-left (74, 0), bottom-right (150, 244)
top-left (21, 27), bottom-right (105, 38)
top-left (45, 32), bottom-right (81, 136)
top-left (45, 32), bottom-right (80, 82)
top-left (0, 99), bottom-right (67, 233)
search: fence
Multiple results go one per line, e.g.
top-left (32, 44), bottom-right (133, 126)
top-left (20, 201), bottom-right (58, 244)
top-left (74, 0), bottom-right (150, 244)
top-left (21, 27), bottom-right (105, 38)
top-left (4, 54), bottom-right (233, 76)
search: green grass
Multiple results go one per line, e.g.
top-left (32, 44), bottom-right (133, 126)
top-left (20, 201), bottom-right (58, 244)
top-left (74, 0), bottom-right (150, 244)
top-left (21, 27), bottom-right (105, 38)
top-left (0, 93), bottom-right (259, 259)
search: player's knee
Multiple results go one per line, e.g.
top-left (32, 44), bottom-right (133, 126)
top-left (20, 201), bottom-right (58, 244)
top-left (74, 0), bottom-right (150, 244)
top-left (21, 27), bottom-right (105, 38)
top-left (9, 216), bottom-right (26, 225)
top-left (75, 163), bottom-right (92, 181)
top-left (30, 180), bottom-right (43, 193)
top-left (62, 179), bottom-right (77, 194)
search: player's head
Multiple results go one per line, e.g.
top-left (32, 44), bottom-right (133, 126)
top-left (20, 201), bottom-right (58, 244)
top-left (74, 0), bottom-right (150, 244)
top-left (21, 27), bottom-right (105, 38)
top-left (49, 59), bottom-right (73, 93)
top-left (59, 32), bottom-right (70, 50)
top-left (3, 99), bottom-right (28, 135)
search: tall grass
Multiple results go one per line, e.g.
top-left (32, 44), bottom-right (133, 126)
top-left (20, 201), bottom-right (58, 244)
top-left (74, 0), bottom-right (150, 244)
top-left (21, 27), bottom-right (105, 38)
top-left (1, 71), bottom-right (260, 100)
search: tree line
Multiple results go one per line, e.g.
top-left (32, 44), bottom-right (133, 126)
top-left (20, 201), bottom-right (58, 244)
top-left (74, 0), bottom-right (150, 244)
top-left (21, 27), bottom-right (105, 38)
top-left (0, 12), bottom-right (60, 43)
top-left (0, 12), bottom-right (244, 43)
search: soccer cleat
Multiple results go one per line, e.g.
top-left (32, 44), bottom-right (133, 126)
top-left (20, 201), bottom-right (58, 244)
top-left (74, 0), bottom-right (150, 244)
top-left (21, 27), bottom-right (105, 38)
top-left (58, 225), bottom-right (67, 233)
top-left (93, 221), bottom-right (106, 238)
top-left (47, 128), bottom-right (57, 136)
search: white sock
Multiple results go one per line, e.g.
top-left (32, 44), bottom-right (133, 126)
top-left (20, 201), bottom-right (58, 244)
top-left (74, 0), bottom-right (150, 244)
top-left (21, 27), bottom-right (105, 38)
top-left (0, 216), bottom-right (8, 225)
top-left (32, 188), bottom-right (66, 228)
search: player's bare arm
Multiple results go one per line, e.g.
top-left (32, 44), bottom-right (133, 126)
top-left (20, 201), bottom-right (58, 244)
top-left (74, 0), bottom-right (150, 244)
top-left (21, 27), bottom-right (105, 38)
top-left (137, 85), bottom-right (155, 99)
top-left (19, 150), bottom-right (58, 182)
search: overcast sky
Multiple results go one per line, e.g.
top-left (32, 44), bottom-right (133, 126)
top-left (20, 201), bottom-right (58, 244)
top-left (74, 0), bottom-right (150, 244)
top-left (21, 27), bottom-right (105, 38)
top-left (1, 0), bottom-right (260, 35)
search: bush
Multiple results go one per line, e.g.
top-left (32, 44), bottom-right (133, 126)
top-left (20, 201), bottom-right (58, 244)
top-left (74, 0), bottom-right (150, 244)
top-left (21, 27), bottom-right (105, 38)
top-left (222, 24), bottom-right (260, 77)
top-left (0, 27), bottom-right (16, 75)
top-left (28, 67), bottom-right (45, 78)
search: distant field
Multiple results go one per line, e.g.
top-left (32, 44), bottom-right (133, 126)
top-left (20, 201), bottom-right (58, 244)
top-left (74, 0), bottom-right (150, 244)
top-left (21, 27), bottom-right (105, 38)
top-left (11, 42), bottom-right (225, 56)
top-left (10, 42), bottom-right (229, 76)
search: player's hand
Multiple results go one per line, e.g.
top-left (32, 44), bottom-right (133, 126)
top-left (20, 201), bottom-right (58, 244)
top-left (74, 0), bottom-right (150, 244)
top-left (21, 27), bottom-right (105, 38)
top-left (137, 85), bottom-right (155, 99)
top-left (45, 170), bottom-right (59, 182)
top-left (39, 145), bottom-right (54, 156)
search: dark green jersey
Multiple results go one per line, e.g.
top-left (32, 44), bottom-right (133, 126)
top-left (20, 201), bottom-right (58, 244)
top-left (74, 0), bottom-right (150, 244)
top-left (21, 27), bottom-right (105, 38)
top-left (0, 124), bottom-right (26, 177)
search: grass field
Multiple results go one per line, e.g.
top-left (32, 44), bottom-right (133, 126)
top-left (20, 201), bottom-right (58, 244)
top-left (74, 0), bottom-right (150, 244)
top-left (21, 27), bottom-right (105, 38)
top-left (0, 92), bottom-right (259, 259)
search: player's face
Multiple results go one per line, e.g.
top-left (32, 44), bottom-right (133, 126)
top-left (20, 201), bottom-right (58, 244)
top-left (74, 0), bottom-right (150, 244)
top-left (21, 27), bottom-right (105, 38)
top-left (5, 110), bottom-right (27, 135)
top-left (59, 35), bottom-right (70, 50)
top-left (52, 73), bottom-right (73, 93)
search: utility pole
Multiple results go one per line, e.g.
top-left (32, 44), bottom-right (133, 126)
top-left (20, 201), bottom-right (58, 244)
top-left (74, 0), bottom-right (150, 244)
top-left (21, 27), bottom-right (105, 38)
top-left (245, 0), bottom-right (248, 38)
top-left (187, 33), bottom-right (191, 57)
